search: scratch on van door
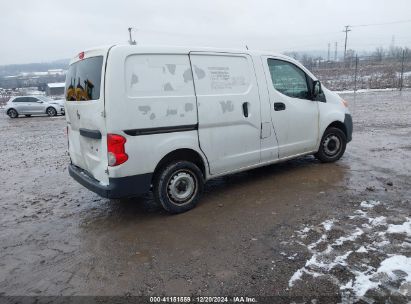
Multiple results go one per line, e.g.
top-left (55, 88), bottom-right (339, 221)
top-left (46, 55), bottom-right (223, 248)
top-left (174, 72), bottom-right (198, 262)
top-left (183, 68), bottom-right (193, 83)
top-left (166, 109), bottom-right (177, 116)
top-left (138, 106), bottom-right (151, 115)
top-left (166, 64), bottom-right (176, 75)
top-left (130, 74), bottom-right (139, 87)
top-left (193, 65), bottom-right (206, 79)
top-left (150, 113), bottom-right (156, 120)
top-left (185, 103), bottom-right (194, 112)
top-left (164, 83), bottom-right (174, 91)
top-left (220, 100), bottom-right (234, 113)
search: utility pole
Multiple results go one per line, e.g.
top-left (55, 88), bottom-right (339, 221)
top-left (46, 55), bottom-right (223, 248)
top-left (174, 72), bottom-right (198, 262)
top-left (334, 42), bottom-right (338, 61)
top-left (354, 55), bottom-right (359, 93)
top-left (343, 25), bottom-right (351, 60)
top-left (128, 27), bottom-right (137, 45)
top-left (400, 49), bottom-right (406, 91)
top-left (328, 43), bottom-right (331, 62)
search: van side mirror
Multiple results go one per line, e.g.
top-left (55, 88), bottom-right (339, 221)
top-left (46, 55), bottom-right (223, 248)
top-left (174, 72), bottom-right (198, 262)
top-left (312, 80), bottom-right (321, 99)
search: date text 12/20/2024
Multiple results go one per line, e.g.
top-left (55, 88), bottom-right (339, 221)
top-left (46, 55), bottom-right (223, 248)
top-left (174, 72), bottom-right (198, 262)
top-left (149, 296), bottom-right (257, 303)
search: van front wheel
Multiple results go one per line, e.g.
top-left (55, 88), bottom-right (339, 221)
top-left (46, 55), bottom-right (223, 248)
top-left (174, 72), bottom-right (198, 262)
top-left (315, 127), bottom-right (347, 163)
top-left (154, 161), bottom-right (204, 214)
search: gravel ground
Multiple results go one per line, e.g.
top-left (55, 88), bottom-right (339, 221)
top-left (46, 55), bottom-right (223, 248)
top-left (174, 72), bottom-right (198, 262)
top-left (0, 90), bottom-right (410, 303)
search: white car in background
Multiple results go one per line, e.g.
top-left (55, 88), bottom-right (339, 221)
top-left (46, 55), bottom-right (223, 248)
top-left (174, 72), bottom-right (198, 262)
top-left (5, 96), bottom-right (65, 118)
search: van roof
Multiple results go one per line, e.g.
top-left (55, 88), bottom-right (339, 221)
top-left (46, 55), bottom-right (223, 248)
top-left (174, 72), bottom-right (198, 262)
top-left (70, 44), bottom-right (316, 80)
top-left (71, 44), bottom-right (293, 63)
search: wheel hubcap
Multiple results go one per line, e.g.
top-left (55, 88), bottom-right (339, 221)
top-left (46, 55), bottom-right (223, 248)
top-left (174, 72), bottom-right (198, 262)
top-left (48, 109), bottom-right (55, 115)
top-left (167, 171), bottom-right (196, 204)
top-left (323, 135), bottom-right (341, 156)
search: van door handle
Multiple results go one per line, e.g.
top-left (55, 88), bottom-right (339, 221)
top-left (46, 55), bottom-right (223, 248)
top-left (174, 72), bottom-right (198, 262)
top-left (242, 102), bottom-right (249, 117)
top-left (79, 128), bottom-right (102, 139)
top-left (274, 102), bottom-right (286, 111)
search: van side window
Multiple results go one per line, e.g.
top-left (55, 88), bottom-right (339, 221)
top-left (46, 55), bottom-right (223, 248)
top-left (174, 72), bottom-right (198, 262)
top-left (267, 59), bottom-right (310, 100)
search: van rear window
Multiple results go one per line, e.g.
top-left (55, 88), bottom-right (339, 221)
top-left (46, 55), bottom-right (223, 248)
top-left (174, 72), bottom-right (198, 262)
top-left (65, 56), bottom-right (103, 101)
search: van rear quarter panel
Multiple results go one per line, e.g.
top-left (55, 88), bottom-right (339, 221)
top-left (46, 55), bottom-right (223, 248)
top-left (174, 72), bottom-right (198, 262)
top-left (105, 46), bottom-right (203, 178)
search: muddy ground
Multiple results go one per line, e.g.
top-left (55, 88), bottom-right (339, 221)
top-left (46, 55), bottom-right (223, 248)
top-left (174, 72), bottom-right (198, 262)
top-left (0, 90), bottom-right (410, 303)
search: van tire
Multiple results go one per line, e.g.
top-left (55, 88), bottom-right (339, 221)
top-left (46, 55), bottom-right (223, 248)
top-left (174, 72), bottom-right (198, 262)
top-left (315, 127), bottom-right (347, 163)
top-left (7, 109), bottom-right (18, 118)
top-left (46, 107), bottom-right (57, 117)
top-left (153, 161), bottom-right (204, 214)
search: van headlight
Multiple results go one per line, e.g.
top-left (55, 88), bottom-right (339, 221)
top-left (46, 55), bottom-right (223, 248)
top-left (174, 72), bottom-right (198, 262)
top-left (341, 99), bottom-right (349, 108)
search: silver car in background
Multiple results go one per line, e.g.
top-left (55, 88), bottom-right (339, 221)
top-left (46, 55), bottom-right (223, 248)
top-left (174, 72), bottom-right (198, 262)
top-left (5, 96), bottom-right (65, 118)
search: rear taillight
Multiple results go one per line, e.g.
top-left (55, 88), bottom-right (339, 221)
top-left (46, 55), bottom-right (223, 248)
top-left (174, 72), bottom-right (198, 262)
top-left (107, 134), bottom-right (128, 166)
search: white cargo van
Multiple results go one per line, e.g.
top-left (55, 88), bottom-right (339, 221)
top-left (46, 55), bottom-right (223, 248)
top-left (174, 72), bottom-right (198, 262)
top-left (66, 45), bottom-right (352, 213)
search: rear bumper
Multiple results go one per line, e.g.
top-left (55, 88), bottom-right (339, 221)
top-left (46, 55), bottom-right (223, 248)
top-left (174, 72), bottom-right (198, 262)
top-left (344, 114), bottom-right (353, 142)
top-left (68, 164), bottom-right (152, 199)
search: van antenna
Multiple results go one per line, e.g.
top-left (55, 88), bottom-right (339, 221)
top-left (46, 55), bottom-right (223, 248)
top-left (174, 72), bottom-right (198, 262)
top-left (128, 27), bottom-right (137, 45)
top-left (245, 45), bottom-right (249, 50)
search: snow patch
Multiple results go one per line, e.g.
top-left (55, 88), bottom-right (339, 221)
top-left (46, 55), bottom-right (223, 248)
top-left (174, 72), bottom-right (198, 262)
top-left (288, 200), bottom-right (411, 301)
top-left (356, 246), bottom-right (368, 253)
top-left (322, 219), bottom-right (335, 231)
top-left (350, 255), bottom-right (411, 297)
top-left (335, 88), bottom-right (398, 94)
top-left (360, 200), bottom-right (380, 208)
top-left (368, 216), bottom-right (386, 226)
top-left (387, 218), bottom-right (411, 235)
top-left (334, 228), bottom-right (363, 246)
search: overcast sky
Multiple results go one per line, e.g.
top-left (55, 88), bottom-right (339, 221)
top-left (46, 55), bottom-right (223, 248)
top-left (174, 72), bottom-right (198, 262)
top-left (1, 0), bottom-right (410, 65)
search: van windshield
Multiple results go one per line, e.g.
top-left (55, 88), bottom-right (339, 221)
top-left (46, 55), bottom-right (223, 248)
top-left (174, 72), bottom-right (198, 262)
top-left (65, 56), bottom-right (103, 101)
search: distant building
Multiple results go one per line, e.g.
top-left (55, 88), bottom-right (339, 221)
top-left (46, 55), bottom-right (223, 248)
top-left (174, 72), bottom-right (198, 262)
top-left (46, 82), bottom-right (65, 96)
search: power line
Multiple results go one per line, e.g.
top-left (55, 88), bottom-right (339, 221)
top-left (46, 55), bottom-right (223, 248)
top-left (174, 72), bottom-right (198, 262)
top-left (352, 19), bottom-right (411, 28)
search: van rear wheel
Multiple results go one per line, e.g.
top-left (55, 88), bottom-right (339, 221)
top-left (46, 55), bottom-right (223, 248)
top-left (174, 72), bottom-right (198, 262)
top-left (154, 161), bottom-right (204, 214)
top-left (315, 127), bottom-right (347, 163)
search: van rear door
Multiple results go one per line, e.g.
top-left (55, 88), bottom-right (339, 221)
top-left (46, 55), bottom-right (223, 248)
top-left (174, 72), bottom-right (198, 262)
top-left (65, 51), bottom-right (108, 185)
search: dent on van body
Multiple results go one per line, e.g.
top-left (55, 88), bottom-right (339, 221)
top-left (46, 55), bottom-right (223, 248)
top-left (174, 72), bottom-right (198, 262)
top-left (183, 68), bottom-right (193, 83)
top-left (163, 82), bottom-right (174, 91)
top-left (185, 103), bottom-right (194, 112)
top-left (138, 105), bottom-right (151, 114)
top-left (166, 64), bottom-right (176, 75)
top-left (166, 108), bottom-right (178, 116)
top-left (219, 100), bottom-right (234, 113)
top-left (193, 65), bottom-right (206, 79)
